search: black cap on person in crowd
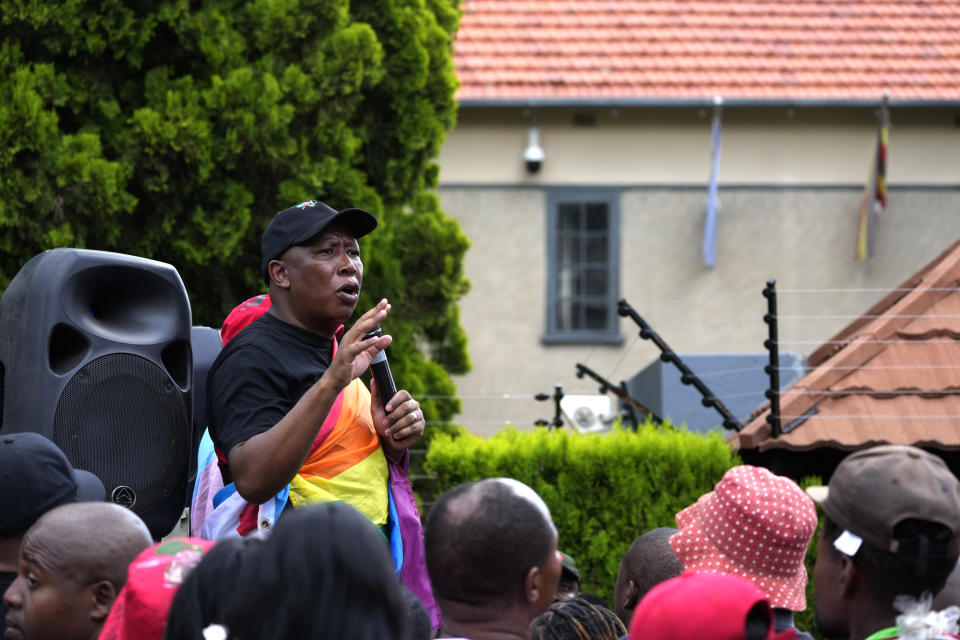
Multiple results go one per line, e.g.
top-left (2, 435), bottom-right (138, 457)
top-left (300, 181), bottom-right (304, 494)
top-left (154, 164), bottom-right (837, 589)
top-left (0, 432), bottom-right (106, 536)
top-left (559, 550), bottom-right (580, 581)
top-left (806, 444), bottom-right (960, 556)
top-left (260, 200), bottom-right (378, 282)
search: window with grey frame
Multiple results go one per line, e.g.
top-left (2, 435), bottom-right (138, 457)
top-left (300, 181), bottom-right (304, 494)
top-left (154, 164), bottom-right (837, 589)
top-left (544, 192), bottom-right (621, 343)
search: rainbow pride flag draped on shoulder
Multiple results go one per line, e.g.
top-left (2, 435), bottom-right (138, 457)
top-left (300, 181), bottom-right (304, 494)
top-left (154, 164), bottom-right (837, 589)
top-left (192, 294), bottom-right (438, 626)
top-left (192, 378), bottom-right (388, 538)
top-left (191, 367), bottom-right (437, 627)
top-left (191, 384), bottom-right (437, 625)
top-left (289, 379), bottom-right (389, 522)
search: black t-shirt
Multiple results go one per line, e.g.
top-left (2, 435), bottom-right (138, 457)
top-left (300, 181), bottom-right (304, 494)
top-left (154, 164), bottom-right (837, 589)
top-left (0, 570), bottom-right (15, 635)
top-left (207, 313), bottom-right (335, 457)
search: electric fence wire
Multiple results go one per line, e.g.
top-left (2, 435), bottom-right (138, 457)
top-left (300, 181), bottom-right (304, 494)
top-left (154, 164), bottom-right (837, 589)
top-left (776, 287), bottom-right (960, 293)
top-left (775, 314), bottom-right (960, 320)
top-left (613, 286), bottom-right (960, 313)
top-left (417, 286), bottom-right (960, 424)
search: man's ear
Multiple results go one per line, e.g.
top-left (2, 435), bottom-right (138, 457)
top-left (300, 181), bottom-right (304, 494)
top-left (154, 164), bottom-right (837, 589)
top-left (89, 580), bottom-right (118, 622)
top-left (622, 579), bottom-right (641, 613)
top-left (838, 553), bottom-right (858, 599)
top-left (523, 565), bottom-right (542, 604)
top-left (267, 259), bottom-right (289, 289)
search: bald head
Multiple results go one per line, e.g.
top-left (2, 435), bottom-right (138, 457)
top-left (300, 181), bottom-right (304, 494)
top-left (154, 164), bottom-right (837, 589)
top-left (26, 502), bottom-right (152, 589)
top-left (3, 503), bottom-right (152, 640)
top-left (614, 527), bottom-right (683, 626)
top-left (425, 478), bottom-right (558, 607)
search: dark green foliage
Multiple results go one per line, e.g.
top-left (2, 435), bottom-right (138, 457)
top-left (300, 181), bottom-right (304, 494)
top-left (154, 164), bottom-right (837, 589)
top-left (797, 475), bottom-right (826, 640)
top-left (424, 420), bottom-right (741, 603)
top-left (0, 0), bottom-right (469, 427)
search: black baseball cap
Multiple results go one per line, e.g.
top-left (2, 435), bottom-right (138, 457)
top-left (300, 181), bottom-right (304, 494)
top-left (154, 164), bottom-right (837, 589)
top-left (260, 200), bottom-right (378, 282)
top-left (559, 550), bottom-right (580, 581)
top-left (0, 432), bottom-right (106, 536)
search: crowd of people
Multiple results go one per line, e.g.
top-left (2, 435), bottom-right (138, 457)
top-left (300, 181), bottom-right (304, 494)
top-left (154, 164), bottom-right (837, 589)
top-left (5, 433), bottom-right (960, 640)
top-left (4, 200), bottom-right (960, 640)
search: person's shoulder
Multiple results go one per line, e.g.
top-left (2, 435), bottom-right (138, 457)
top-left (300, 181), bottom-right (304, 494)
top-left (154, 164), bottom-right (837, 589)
top-left (210, 318), bottom-right (280, 372)
top-left (226, 315), bottom-right (287, 350)
top-left (226, 314), bottom-right (274, 343)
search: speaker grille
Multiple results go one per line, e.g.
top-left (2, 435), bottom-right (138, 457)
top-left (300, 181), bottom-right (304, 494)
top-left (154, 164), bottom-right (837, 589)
top-left (54, 353), bottom-right (189, 515)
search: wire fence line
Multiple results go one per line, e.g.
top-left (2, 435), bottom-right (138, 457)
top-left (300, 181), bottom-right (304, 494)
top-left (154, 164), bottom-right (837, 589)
top-left (774, 339), bottom-right (959, 345)
top-left (775, 314), bottom-right (960, 320)
top-left (420, 383), bottom-right (960, 402)
top-left (435, 286), bottom-right (960, 427)
top-left (763, 389), bottom-right (960, 397)
top-left (776, 287), bottom-right (960, 294)
top-left (776, 414), bottom-right (960, 420)
top-left (611, 286), bottom-right (960, 314)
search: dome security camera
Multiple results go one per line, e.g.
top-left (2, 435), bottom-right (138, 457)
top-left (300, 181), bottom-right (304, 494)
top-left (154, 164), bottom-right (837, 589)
top-left (524, 126), bottom-right (544, 174)
top-left (524, 143), bottom-right (544, 174)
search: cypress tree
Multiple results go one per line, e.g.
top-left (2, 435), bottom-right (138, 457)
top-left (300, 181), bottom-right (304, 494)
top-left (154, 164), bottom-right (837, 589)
top-left (0, 0), bottom-right (469, 427)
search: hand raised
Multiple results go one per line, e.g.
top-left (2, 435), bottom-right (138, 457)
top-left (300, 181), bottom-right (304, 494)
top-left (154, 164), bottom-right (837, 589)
top-left (324, 299), bottom-right (392, 391)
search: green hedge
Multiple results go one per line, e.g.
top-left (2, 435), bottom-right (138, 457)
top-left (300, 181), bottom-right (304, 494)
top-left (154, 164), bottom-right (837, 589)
top-left (423, 421), bottom-right (740, 603)
top-left (797, 476), bottom-right (826, 640)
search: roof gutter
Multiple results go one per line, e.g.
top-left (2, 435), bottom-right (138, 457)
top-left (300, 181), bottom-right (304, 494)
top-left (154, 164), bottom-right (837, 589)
top-left (456, 97), bottom-right (960, 109)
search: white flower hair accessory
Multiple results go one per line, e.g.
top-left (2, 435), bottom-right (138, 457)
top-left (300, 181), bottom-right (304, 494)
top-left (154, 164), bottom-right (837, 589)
top-left (894, 592), bottom-right (960, 640)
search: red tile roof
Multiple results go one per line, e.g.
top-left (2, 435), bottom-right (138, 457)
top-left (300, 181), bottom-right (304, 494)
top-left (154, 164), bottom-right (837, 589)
top-left (453, 1), bottom-right (960, 102)
top-left (732, 239), bottom-right (960, 453)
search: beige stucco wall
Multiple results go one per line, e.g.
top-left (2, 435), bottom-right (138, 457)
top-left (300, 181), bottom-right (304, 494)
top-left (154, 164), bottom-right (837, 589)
top-left (437, 106), bottom-right (960, 436)
top-left (438, 107), bottom-right (960, 185)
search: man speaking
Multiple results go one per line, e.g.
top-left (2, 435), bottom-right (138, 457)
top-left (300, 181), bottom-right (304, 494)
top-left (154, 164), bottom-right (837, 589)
top-left (204, 200), bottom-right (435, 622)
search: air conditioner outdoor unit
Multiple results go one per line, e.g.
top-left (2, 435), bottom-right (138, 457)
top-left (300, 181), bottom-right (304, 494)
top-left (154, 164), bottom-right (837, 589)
top-left (560, 395), bottom-right (616, 434)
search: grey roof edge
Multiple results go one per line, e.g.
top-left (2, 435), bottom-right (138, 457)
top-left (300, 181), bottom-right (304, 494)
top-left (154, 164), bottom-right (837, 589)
top-left (457, 97), bottom-right (960, 109)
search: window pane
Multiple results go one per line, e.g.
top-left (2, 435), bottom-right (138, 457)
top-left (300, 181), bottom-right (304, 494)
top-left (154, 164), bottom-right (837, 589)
top-left (557, 234), bottom-right (580, 267)
top-left (585, 268), bottom-right (608, 292)
top-left (557, 266), bottom-right (579, 297)
top-left (548, 193), bottom-right (618, 339)
top-left (556, 298), bottom-right (579, 330)
top-left (584, 304), bottom-right (608, 329)
top-left (585, 236), bottom-right (607, 262)
top-left (558, 203), bottom-right (581, 231)
top-left (585, 203), bottom-right (608, 230)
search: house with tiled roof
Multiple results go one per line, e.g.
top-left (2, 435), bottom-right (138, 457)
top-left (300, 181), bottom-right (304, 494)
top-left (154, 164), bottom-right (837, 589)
top-left (437, 1), bottom-right (960, 435)
top-left (454, 0), bottom-right (960, 102)
top-left (731, 238), bottom-right (960, 479)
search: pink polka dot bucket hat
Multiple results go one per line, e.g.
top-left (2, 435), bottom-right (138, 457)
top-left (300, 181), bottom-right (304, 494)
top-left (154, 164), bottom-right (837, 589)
top-left (669, 464), bottom-right (817, 611)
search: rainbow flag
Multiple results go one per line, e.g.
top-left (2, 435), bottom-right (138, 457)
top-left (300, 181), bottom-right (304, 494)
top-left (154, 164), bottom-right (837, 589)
top-left (192, 378), bottom-right (387, 537)
top-left (289, 379), bottom-right (389, 524)
top-left (190, 292), bottom-right (438, 627)
top-left (856, 97), bottom-right (890, 261)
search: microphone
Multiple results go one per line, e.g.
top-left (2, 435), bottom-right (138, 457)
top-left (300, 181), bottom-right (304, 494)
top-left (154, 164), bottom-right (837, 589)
top-left (364, 323), bottom-right (397, 409)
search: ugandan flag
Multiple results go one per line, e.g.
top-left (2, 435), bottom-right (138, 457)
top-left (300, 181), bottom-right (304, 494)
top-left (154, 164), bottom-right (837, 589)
top-left (856, 97), bottom-right (890, 261)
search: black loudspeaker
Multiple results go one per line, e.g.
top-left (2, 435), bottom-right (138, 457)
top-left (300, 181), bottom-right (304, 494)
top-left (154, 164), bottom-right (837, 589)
top-left (188, 325), bottom-right (222, 498)
top-left (0, 249), bottom-right (193, 539)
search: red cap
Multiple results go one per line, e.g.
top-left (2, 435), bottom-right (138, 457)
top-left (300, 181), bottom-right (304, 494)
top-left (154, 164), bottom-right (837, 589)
top-left (219, 294), bottom-right (271, 345)
top-left (99, 537), bottom-right (216, 640)
top-left (629, 571), bottom-right (797, 640)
